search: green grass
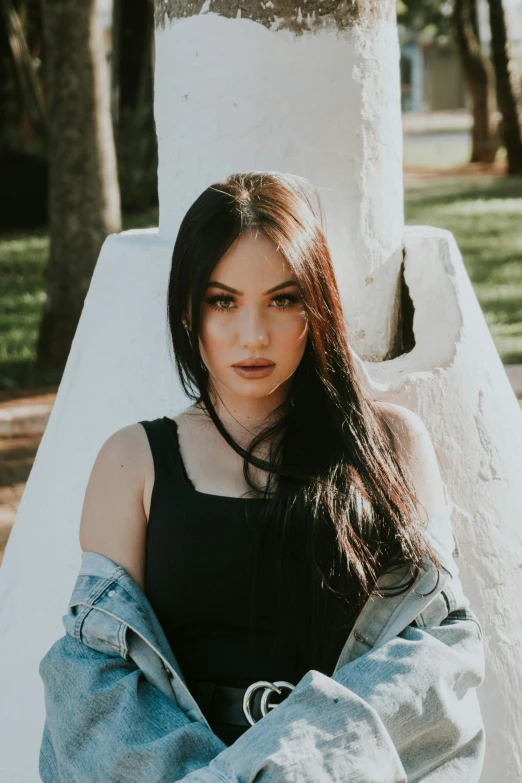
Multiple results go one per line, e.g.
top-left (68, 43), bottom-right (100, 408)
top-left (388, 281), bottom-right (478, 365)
top-left (404, 176), bottom-right (522, 364)
top-left (0, 208), bottom-right (158, 390)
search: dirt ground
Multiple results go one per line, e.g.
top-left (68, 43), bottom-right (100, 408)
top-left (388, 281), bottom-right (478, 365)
top-left (0, 433), bottom-right (43, 565)
top-left (403, 160), bottom-right (507, 181)
top-left (0, 386), bottom-right (57, 565)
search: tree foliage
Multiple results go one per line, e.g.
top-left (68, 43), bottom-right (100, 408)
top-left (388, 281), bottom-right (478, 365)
top-left (397, 0), bottom-right (455, 40)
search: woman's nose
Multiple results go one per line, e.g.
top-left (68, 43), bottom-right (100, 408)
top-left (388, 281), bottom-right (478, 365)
top-left (238, 310), bottom-right (269, 349)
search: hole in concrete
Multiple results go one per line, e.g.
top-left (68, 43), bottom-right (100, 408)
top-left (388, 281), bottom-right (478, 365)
top-left (399, 252), bottom-right (415, 355)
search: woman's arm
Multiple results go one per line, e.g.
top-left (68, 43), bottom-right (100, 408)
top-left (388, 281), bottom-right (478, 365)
top-left (39, 630), bottom-right (228, 783)
top-left (78, 423), bottom-right (150, 587)
top-left (40, 425), bottom-right (231, 782)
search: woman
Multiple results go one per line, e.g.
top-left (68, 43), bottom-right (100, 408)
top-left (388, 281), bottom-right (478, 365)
top-left (39, 171), bottom-right (485, 781)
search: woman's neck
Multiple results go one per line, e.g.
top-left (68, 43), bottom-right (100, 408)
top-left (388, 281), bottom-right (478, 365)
top-left (195, 396), bottom-right (287, 447)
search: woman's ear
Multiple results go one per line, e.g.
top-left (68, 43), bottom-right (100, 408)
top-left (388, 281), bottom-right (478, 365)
top-left (183, 301), bottom-right (193, 330)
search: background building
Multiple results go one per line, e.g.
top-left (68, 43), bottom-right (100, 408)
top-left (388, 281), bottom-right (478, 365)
top-left (400, 0), bottom-right (522, 113)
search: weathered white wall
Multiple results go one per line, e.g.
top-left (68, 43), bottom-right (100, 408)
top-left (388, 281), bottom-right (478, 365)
top-left (0, 230), bottom-right (187, 782)
top-left (154, 13), bottom-right (405, 359)
top-left (1, 225), bottom-right (520, 780)
top-left (366, 226), bottom-right (522, 781)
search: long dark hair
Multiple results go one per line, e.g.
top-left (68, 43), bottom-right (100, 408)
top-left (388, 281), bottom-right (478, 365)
top-left (167, 170), bottom-right (441, 674)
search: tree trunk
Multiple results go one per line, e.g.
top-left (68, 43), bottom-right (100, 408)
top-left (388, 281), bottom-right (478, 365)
top-left (454, 0), bottom-right (499, 163)
top-left (35, 0), bottom-right (121, 371)
top-left (486, 0), bottom-right (522, 174)
top-left (112, 0), bottom-right (157, 211)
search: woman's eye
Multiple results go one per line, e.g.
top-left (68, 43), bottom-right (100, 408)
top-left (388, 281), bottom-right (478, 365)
top-left (205, 292), bottom-right (300, 313)
top-left (270, 294), bottom-right (299, 309)
top-left (206, 295), bottom-right (235, 311)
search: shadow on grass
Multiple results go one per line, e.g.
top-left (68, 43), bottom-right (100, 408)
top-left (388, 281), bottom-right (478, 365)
top-left (405, 175), bottom-right (522, 206)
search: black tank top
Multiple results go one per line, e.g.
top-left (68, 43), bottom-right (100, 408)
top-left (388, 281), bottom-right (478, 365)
top-left (139, 416), bottom-right (305, 688)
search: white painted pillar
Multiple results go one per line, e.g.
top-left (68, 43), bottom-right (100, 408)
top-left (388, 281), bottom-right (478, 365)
top-left (153, 1), bottom-right (405, 360)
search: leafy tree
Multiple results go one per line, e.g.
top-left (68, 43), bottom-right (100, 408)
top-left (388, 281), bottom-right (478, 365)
top-left (0, 0), bottom-right (47, 228)
top-left (397, 0), bottom-right (455, 40)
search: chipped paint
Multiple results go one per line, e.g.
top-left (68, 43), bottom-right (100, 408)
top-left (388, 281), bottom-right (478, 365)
top-left (155, 0), bottom-right (395, 34)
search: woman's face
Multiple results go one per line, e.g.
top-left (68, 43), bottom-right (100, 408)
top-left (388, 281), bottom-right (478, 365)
top-left (196, 229), bottom-right (309, 404)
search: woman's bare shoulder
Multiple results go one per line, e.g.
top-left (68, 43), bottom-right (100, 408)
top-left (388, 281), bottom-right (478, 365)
top-left (374, 401), bottom-right (446, 523)
top-left (374, 400), bottom-right (427, 439)
top-left (79, 423), bottom-right (152, 589)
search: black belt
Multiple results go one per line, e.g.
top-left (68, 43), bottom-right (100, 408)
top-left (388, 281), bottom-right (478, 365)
top-left (188, 679), bottom-right (296, 728)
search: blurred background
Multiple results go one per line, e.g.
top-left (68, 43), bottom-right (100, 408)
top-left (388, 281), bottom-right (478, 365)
top-left (1, 0), bottom-right (522, 563)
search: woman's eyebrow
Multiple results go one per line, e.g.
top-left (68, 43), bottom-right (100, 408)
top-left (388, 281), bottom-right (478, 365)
top-left (206, 280), bottom-right (298, 296)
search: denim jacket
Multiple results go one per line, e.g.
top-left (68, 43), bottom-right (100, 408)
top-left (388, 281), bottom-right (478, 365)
top-left (39, 501), bottom-right (485, 782)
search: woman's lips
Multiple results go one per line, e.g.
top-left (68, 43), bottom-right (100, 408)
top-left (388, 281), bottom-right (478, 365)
top-left (232, 364), bottom-right (275, 379)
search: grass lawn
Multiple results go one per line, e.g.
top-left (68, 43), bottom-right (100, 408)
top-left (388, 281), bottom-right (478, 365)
top-left (1, 173), bottom-right (522, 392)
top-left (0, 209), bottom-right (159, 390)
top-left (404, 175), bottom-right (522, 365)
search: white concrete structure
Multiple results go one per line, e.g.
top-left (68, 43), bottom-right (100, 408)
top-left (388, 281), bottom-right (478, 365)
top-left (1, 3), bottom-right (522, 781)
top-left (154, 6), bottom-right (404, 360)
top-left (369, 227), bottom-right (522, 781)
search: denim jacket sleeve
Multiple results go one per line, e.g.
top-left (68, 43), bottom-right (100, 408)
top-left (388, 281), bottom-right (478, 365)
top-left (39, 595), bottom-right (485, 783)
top-left (188, 608), bottom-right (485, 782)
top-left (39, 627), bottom-right (228, 782)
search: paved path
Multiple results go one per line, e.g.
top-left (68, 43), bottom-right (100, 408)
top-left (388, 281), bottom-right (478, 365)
top-left (0, 434), bottom-right (38, 566)
top-left (0, 387), bottom-right (57, 565)
top-left (402, 109), bottom-right (473, 135)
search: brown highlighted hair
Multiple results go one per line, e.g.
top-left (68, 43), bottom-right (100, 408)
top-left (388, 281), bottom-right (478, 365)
top-left (167, 171), bottom-right (440, 674)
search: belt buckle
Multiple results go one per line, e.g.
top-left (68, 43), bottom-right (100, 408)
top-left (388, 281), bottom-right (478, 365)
top-left (242, 680), bottom-right (295, 726)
